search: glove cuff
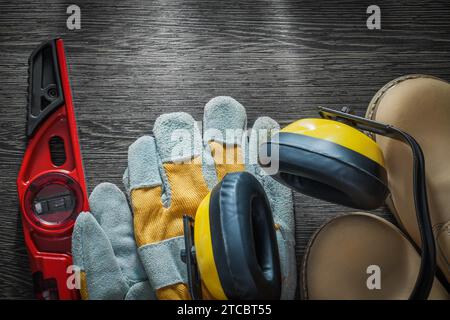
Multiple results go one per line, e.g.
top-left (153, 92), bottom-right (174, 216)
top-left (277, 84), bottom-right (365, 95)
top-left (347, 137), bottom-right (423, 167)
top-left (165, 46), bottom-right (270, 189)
top-left (138, 236), bottom-right (188, 290)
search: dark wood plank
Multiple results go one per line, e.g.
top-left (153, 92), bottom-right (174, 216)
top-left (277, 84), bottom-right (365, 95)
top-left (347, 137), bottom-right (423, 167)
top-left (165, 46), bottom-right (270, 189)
top-left (0, 0), bottom-right (449, 298)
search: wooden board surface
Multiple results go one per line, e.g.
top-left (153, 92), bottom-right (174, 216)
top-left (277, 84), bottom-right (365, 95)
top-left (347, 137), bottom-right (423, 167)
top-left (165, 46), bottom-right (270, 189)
top-left (0, 0), bottom-right (449, 299)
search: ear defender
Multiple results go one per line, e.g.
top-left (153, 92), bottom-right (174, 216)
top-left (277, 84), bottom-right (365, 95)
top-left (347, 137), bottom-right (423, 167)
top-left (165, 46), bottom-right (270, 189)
top-left (258, 107), bottom-right (436, 300)
top-left (260, 114), bottom-right (389, 210)
top-left (182, 171), bottom-right (281, 300)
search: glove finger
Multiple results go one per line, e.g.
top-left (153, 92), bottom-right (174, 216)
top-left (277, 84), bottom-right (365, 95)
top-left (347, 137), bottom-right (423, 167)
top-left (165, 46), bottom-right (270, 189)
top-left (249, 117), bottom-right (297, 300)
top-left (126, 122), bottom-right (195, 297)
top-left (276, 228), bottom-right (297, 300)
top-left (89, 182), bottom-right (147, 283)
top-left (127, 135), bottom-right (164, 201)
top-left (247, 116), bottom-right (280, 177)
top-left (248, 117), bottom-right (294, 229)
top-left (152, 112), bottom-right (210, 212)
top-left (128, 135), bottom-right (174, 247)
top-left (203, 96), bottom-right (247, 184)
top-left (153, 112), bottom-right (203, 164)
top-left (72, 212), bottom-right (129, 299)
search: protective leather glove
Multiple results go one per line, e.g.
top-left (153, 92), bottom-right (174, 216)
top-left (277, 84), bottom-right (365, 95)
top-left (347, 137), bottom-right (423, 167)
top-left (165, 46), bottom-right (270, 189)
top-left (122, 96), bottom-right (296, 299)
top-left (72, 183), bottom-right (154, 299)
top-left (73, 96), bottom-right (296, 299)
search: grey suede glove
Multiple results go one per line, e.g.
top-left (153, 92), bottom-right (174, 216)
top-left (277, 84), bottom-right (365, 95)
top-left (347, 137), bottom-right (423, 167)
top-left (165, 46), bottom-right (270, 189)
top-left (120, 96), bottom-right (297, 299)
top-left (72, 183), bottom-right (154, 299)
top-left (72, 96), bottom-right (296, 300)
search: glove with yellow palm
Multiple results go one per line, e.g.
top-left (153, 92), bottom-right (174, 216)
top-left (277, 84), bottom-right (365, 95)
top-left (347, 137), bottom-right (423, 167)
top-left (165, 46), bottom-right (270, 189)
top-left (72, 97), bottom-right (296, 299)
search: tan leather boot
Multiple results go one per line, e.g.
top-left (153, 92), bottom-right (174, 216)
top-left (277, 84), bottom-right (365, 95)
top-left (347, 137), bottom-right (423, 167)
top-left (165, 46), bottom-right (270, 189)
top-left (366, 75), bottom-right (450, 284)
top-left (301, 76), bottom-right (450, 299)
top-left (302, 213), bottom-right (448, 299)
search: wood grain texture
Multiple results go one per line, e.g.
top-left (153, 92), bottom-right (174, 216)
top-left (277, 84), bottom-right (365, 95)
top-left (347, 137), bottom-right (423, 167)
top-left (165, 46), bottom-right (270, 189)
top-left (0, 0), bottom-right (449, 299)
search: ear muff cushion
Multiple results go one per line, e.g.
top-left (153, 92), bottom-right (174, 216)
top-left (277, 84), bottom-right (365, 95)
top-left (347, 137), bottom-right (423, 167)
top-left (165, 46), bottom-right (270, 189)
top-left (208, 172), bottom-right (281, 300)
top-left (261, 132), bottom-right (389, 210)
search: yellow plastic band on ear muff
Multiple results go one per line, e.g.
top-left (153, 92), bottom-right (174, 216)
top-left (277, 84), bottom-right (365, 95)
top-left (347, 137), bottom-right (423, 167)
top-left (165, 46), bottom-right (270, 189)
top-left (194, 192), bottom-right (227, 300)
top-left (261, 118), bottom-right (389, 210)
top-left (281, 118), bottom-right (385, 167)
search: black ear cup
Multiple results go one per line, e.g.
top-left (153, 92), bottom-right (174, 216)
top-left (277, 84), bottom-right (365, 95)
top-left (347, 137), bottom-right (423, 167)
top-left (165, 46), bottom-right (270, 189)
top-left (209, 172), bottom-right (281, 299)
top-left (260, 119), bottom-right (389, 210)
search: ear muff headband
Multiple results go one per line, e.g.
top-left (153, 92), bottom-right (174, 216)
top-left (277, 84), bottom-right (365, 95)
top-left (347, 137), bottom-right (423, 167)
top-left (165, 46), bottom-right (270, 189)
top-left (282, 119), bottom-right (385, 166)
top-left (261, 118), bottom-right (389, 210)
top-left (259, 107), bottom-right (436, 300)
top-left (195, 172), bottom-right (281, 300)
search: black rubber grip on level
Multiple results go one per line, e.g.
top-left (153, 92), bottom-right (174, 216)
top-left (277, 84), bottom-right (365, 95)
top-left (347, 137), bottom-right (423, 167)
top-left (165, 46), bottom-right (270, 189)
top-left (27, 39), bottom-right (64, 137)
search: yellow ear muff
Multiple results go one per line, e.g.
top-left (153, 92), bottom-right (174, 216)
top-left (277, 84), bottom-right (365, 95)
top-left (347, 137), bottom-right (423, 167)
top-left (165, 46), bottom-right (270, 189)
top-left (194, 193), bottom-right (227, 300)
top-left (194, 172), bottom-right (282, 300)
top-left (260, 118), bottom-right (388, 210)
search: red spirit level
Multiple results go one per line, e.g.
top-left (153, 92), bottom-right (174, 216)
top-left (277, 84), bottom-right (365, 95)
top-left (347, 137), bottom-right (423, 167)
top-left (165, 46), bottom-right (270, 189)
top-left (17, 39), bottom-right (88, 300)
